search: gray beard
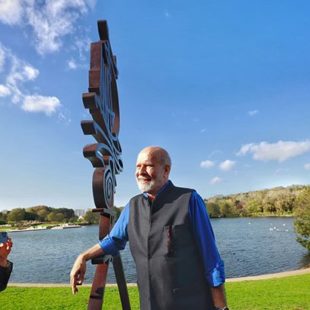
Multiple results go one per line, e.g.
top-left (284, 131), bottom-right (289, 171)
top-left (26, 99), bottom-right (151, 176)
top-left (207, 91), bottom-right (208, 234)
top-left (136, 180), bottom-right (155, 193)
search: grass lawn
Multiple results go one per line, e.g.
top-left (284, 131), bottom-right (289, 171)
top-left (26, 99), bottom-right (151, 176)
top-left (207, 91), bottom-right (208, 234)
top-left (1, 274), bottom-right (309, 310)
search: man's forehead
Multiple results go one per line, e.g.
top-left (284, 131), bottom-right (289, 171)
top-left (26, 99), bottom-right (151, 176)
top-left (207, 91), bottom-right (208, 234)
top-left (136, 150), bottom-right (160, 164)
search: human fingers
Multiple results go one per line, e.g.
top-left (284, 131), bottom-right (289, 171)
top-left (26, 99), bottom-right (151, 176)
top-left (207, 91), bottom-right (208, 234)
top-left (70, 265), bottom-right (83, 294)
top-left (6, 239), bottom-right (12, 252)
top-left (76, 275), bottom-right (83, 285)
top-left (0, 242), bottom-right (11, 257)
top-left (70, 271), bottom-right (79, 294)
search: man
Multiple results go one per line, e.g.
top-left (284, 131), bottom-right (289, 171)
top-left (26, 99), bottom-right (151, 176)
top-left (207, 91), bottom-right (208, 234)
top-left (71, 146), bottom-right (228, 310)
top-left (0, 235), bottom-right (13, 292)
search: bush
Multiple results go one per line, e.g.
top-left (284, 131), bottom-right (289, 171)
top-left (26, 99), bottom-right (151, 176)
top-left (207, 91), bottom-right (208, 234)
top-left (294, 188), bottom-right (310, 251)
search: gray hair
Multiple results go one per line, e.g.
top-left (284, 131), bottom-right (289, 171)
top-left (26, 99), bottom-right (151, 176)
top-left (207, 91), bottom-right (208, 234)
top-left (140, 146), bottom-right (172, 167)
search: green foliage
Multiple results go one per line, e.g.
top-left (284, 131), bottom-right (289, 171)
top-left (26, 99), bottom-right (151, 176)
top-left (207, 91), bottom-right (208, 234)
top-left (0, 211), bottom-right (7, 224)
top-left (2, 205), bottom-right (77, 225)
top-left (7, 208), bottom-right (26, 222)
top-left (0, 274), bottom-right (309, 309)
top-left (47, 212), bottom-right (65, 222)
top-left (294, 187), bottom-right (310, 251)
top-left (206, 201), bottom-right (221, 218)
top-left (206, 184), bottom-right (309, 218)
top-left (83, 210), bottom-right (100, 224)
top-left (27, 206), bottom-right (51, 221)
top-left (55, 208), bottom-right (75, 221)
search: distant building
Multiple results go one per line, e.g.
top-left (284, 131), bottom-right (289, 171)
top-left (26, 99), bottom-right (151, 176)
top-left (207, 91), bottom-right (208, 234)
top-left (74, 209), bottom-right (86, 217)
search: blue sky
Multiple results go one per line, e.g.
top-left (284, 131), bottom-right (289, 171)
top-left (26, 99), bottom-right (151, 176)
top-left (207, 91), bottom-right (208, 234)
top-left (0, 0), bottom-right (309, 210)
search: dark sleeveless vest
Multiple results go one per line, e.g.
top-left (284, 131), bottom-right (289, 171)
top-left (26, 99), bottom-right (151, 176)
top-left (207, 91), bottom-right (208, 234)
top-left (128, 182), bottom-right (214, 310)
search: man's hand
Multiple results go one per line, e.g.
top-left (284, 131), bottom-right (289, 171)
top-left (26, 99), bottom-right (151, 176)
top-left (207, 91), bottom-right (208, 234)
top-left (70, 254), bottom-right (87, 294)
top-left (211, 285), bottom-right (227, 309)
top-left (0, 238), bottom-right (13, 267)
top-left (70, 244), bottom-right (104, 294)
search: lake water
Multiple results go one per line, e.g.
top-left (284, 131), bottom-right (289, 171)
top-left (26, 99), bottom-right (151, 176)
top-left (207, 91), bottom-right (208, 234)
top-left (8, 217), bottom-right (310, 283)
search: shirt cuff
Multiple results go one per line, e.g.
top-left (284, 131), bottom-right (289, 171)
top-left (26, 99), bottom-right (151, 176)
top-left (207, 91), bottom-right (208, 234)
top-left (207, 260), bottom-right (226, 287)
top-left (99, 236), bottom-right (123, 256)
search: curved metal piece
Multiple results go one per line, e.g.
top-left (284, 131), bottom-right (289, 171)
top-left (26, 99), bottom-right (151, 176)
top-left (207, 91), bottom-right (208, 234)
top-left (81, 20), bottom-right (122, 210)
top-left (81, 20), bottom-right (130, 310)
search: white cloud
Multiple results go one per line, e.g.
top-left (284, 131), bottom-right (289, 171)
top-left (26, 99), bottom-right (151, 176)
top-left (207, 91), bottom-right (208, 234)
top-left (73, 35), bottom-right (91, 60)
top-left (237, 140), bottom-right (310, 162)
top-left (0, 45), bottom-right (5, 69)
top-left (0, 84), bottom-right (11, 96)
top-left (210, 177), bottom-right (222, 185)
top-left (23, 65), bottom-right (39, 80)
top-left (200, 160), bottom-right (215, 169)
top-left (1, 44), bottom-right (40, 103)
top-left (0, 0), bottom-right (95, 55)
top-left (0, 42), bottom-right (61, 115)
top-left (67, 59), bottom-right (78, 70)
top-left (0, 0), bottom-right (23, 25)
top-left (219, 160), bottom-right (236, 171)
top-left (22, 95), bottom-right (60, 115)
top-left (248, 110), bottom-right (259, 116)
top-left (57, 111), bottom-right (71, 124)
top-left (304, 163), bottom-right (310, 170)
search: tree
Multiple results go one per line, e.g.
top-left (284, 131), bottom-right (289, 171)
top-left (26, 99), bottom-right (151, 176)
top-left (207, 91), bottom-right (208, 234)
top-left (206, 201), bottom-right (221, 218)
top-left (247, 199), bottom-right (263, 215)
top-left (36, 208), bottom-right (50, 221)
top-left (47, 212), bottom-right (64, 222)
top-left (0, 212), bottom-right (7, 224)
top-left (24, 211), bottom-right (38, 221)
top-left (7, 208), bottom-right (26, 222)
top-left (54, 208), bottom-right (75, 221)
top-left (294, 188), bottom-right (310, 251)
top-left (219, 201), bottom-right (235, 217)
top-left (83, 210), bottom-right (100, 224)
top-left (27, 205), bottom-right (50, 221)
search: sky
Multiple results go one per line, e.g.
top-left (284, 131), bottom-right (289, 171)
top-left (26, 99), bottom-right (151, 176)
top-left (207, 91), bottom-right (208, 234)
top-left (0, 0), bottom-right (309, 210)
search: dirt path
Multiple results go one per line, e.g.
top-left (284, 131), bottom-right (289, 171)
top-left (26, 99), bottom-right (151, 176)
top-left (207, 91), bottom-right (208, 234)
top-left (8, 267), bottom-right (310, 287)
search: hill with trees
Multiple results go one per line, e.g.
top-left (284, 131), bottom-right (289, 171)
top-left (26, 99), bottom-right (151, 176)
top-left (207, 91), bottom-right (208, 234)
top-left (205, 184), bottom-right (309, 218)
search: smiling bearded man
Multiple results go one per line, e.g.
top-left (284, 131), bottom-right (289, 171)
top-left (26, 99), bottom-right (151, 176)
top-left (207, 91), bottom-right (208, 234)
top-left (70, 146), bottom-right (228, 310)
top-left (135, 147), bottom-right (171, 196)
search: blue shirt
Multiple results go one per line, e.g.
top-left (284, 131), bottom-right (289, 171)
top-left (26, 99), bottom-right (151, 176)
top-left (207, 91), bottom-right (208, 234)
top-left (99, 182), bottom-right (225, 287)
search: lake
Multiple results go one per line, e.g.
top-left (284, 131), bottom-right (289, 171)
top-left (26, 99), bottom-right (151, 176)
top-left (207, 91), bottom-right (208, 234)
top-left (8, 217), bottom-right (310, 283)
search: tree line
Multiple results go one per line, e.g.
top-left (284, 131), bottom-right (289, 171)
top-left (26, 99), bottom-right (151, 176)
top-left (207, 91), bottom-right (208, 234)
top-left (0, 205), bottom-right (123, 226)
top-left (205, 184), bottom-right (309, 218)
top-left (0, 205), bottom-right (77, 224)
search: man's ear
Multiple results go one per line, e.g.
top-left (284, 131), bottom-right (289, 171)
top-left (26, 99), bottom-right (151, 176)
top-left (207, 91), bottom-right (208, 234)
top-left (164, 165), bottom-right (171, 177)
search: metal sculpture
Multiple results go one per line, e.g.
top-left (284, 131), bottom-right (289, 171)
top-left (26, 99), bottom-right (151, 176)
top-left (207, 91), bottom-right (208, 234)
top-left (81, 20), bottom-right (130, 310)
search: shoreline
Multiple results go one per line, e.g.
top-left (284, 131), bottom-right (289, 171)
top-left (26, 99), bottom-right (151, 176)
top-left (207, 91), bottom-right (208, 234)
top-left (8, 267), bottom-right (310, 288)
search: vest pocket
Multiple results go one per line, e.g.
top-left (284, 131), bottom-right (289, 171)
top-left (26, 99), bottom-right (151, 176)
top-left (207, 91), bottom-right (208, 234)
top-left (163, 224), bottom-right (191, 257)
top-left (163, 225), bottom-right (174, 256)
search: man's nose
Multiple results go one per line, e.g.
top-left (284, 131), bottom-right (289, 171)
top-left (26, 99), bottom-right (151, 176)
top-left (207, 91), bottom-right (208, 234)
top-left (137, 165), bottom-right (146, 174)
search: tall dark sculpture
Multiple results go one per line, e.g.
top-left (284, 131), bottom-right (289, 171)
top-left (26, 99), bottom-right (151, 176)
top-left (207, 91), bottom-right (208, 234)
top-left (81, 20), bottom-right (130, 310)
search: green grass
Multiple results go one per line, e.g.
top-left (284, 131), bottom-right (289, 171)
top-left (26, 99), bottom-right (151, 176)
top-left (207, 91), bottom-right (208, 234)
top-left (1, 274), bottom-right (309, 310)
top-left (226, 274), bottom-right (310, 310)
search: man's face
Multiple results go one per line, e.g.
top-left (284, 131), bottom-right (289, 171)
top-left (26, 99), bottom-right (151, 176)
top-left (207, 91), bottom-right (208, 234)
top-left (135, 149), bottom-right (170, 196)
